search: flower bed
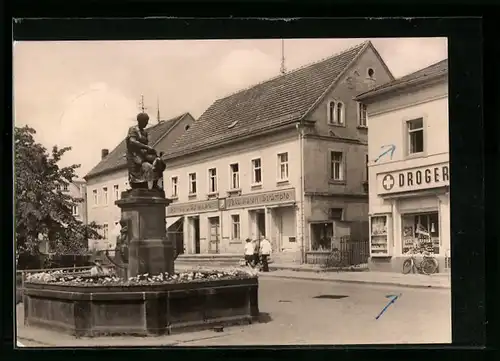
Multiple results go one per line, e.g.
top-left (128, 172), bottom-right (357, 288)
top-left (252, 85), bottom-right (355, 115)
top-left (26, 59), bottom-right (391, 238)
top-left (23, 269), bottom-right (259, 337)
top-left (26, 268), bottom-right (258, 286)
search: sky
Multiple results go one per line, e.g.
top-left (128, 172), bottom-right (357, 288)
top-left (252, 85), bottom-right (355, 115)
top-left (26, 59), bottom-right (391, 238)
top-left (13, 37), bottom-right (447, 178)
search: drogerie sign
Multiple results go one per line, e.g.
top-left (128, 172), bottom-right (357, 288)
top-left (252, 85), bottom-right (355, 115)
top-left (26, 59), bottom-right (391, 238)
top-left (378, 162), bottom-right (449, 194)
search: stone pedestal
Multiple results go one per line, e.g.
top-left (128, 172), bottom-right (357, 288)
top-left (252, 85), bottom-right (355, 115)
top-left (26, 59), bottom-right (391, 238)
top-left (115, 189), bottom-right (174, 278)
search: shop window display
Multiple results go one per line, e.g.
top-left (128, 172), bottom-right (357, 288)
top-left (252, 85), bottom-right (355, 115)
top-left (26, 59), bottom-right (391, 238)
top-left (401, 212), bottom-right (439, 254)
top-left (370, 215), bottom-right (389, 255)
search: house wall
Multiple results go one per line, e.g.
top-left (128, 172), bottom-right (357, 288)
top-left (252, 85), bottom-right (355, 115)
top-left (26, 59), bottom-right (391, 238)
top-left (67, 181), bottom-right (88, 225)
top-left (298, 44), bottom-right (392, 254)
top-left (304, 44), bottom-right (394, 194)
top-left (155, 114), bottom-right (196, 153)
top-left (307, 44), bottom-right (394, 140)
top-left (366, 78), bottom-right (450, 272)
top-left (165, 128), bottom-right (300, 201)
top-left (165, 129), bottom-right (303, 258)
top-left (86, 169), bottom-right (128, 250)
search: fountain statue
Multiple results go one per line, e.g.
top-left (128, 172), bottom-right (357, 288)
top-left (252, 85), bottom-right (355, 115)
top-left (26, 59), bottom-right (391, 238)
top-left (22, 112), bottom-right (258, 338)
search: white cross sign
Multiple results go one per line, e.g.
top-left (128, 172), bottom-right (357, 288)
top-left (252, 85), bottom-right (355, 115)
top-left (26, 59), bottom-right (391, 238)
top-left (382, 174), bottom-right (395, 191)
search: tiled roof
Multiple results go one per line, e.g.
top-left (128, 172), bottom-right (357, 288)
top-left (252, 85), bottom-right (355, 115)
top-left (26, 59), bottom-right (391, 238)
top-left (355, 59), bottom-right (448, 100)
top-left (85, 113), bottom-right (189, 179)
top-left (166, 41), bottom-right (371, 159)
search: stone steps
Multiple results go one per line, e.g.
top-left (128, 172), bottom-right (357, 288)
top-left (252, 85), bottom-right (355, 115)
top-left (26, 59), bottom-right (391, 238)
top-left (175, 254), bottom-right (243, 267)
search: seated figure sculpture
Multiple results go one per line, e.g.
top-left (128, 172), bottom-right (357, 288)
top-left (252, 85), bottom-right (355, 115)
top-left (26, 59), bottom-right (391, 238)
top-left (126, 112), bottom-right (166, 190)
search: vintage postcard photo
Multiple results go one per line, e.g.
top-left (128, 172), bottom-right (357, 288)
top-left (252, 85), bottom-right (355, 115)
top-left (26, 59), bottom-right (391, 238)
top-left (14, 36), bottom-right (450, 347)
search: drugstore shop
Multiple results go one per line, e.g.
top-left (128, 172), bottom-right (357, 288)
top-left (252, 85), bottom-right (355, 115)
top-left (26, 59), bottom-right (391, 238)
top-left (368, 162), bottom-right (450, 273)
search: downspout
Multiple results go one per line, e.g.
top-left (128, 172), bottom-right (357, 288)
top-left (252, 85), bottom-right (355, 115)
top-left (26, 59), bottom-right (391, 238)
top-left (296, 122), bottom-right (306, 264)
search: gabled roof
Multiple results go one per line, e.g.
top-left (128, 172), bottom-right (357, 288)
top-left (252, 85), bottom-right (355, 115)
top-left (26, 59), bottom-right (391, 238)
top-left (85, 112), bottom-right (191, 180)
top-left (166, 41), bottom-right (377, 159)
top-left (355, 59), bottom-right (448, 101)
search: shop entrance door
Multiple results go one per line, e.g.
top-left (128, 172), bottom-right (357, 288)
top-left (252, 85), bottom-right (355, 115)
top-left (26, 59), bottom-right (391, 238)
top-left (257, 211), bottom-right (266, 238)
top-left (208, 217), bottom-right (220, 254)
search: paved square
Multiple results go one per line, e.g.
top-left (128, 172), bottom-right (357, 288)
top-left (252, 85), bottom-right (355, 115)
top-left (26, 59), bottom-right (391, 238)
top-left (17, 278), bottom-right (451, 346)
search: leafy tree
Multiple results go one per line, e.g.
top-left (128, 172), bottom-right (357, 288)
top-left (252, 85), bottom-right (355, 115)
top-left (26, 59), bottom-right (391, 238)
top-left (15, 125), bottom-right (102, 267)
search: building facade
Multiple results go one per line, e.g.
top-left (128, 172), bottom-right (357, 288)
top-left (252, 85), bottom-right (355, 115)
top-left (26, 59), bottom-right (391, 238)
top-left (84, 113), bottom-right (195, 250)
top-left (165, 41), bottom-right (394, 264)
top-left (59, 178), bottom-right (88, 225)
top-left (356, 59), bottom-right (449, 273)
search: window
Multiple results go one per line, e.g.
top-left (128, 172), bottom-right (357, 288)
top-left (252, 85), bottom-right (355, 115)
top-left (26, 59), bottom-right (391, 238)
top-left (72, 205), bottom-right (79, 216)
top-left (171, 176), bottom-right (178, 197)
top-left (358, 102), bottom-right (367, 127)
top-left (327, 100), bottom-right (345, 125)
top-left (56, 184), bottom-right (61, 192)
top-left (188, 173), bottom-right (197, 194)
top-left (402, 212), bottom-right (439, 255)
top-left (102, 223), bottom-right (109, 240)
top-left (208, 168), bottom-right (217, 193)
top-left (407, 118), bottom-right (424, 155)
top-left (336, 102), bottom-right (344, 125)
top-left (231, 214), bottom-right (241, 240)
top-left (277, 152), bottom-right (289, 181)
top-left (330, 151), bottom-right (344, 181)
top-left (311, 222), bottom-right (334, 251)
top-left (113, 185), bottom-right (119, 200)
top-left (63, 183), bottom-right (69, 192)
top-left (365, 154), bottom-right (369, 182)
top-left (328, 101), bottom-right (336, 124)
top-left (252, 158), bottom-right (262, 184)
top-left (93, 189), bottom-right (98, 205)
top-left (230, 163), bottom-right (240, 189)
top-left (371, 215), bottom-right (389, 255)
top-left (102, 187), bottom-right (108, 205)
top-left (367, 67), bottom-right (375, 78)
top-left (329, 208), bottom-right (343, 220)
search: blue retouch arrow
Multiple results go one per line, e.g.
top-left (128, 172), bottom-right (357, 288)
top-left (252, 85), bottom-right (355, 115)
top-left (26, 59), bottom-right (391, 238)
top-left (375, 293), bottom-right (402, 320)
top-left (374, 144), bottom-right (396, 163)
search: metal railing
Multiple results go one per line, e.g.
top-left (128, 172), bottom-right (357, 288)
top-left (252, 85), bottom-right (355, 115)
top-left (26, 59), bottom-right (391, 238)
top-left (306, 237), bottom-right (370, 269)
top-left (16, 266), bottom-right (101, 304)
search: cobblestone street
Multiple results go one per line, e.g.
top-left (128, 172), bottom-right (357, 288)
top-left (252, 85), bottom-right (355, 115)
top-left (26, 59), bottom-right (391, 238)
top-left (17, 277), bottom-right (451, 347)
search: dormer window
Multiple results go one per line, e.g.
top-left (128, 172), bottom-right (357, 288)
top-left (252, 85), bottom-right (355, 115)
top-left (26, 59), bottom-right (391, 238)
top-left (327, 100), bottom-right (345, 126)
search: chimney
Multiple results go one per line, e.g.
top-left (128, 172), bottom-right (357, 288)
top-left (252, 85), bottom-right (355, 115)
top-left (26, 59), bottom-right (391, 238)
top-left (101, 149), bottom-right (109, 159)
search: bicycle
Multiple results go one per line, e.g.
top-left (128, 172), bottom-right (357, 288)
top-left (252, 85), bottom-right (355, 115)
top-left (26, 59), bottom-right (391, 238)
top-left (402, 247), bottom-right (439, 275)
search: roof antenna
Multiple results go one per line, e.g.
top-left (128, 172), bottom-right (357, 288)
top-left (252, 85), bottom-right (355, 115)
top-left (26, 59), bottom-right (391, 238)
top-left (139, 95), bottom-right (147, 113)
top-left (156, 96), bottom-right (161, 123)
top-left (280, 39), bottom-right (287, 75)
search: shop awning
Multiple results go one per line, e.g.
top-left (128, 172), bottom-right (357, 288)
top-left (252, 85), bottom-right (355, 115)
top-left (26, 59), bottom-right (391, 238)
top-left (166, 216), bottom-right (182, 229)
top-left (380, 186), bottom-right (449, 199)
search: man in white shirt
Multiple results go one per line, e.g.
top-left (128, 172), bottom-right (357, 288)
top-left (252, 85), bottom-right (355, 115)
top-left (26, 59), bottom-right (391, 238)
top-left (244, 239), bottom-right (255, 267)
top-left (259, 237), bottom-right (272, 272)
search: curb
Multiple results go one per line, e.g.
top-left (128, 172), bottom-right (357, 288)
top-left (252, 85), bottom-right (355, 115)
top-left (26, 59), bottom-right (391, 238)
top-left (268, 266), bottom-right (368, 273)
top-left (259, 273), bottom-right (451, 290)
top-left (17, 336), bottom-right (53, 347)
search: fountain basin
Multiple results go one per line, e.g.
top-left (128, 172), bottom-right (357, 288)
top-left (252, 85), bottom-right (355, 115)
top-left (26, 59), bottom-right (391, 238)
top-left (23, 276), bottom-right (259, 337)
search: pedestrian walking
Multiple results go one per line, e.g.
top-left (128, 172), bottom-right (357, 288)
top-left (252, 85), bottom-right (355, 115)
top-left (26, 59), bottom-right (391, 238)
top-left (244, 238), bottom-right (255, 266)
top-left (253, 238), bottom-right (261, 267)
top-left (260, 237), bottom-right (272, 272)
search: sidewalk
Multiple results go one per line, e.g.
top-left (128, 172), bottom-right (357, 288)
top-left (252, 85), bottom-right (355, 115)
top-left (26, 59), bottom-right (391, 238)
top-left (175, 264), bottom-right (451, 289)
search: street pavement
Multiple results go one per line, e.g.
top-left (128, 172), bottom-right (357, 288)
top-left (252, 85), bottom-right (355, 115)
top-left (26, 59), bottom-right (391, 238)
top-left (17, 278), bottom-right (451, 347)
